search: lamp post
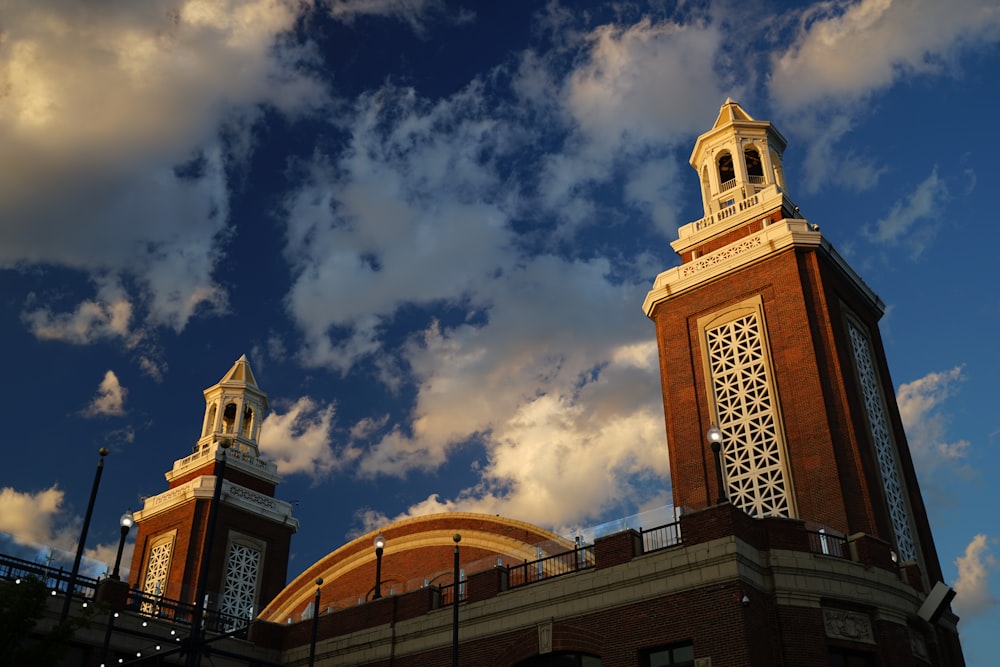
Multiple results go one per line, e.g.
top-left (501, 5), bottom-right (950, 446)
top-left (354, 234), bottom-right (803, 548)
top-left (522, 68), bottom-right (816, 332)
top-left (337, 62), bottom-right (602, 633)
top-left (61, 447), bottom-right (109, 621)
top-left (452, 533), bottom-right (461, 667)
top-left (110, 510), bottom-right (134, 580)
top-left (373, 533), bottom-right (386, 600)
top-left (186, 437), bottom-right (231, 667)
top-left (707, 424), bottom-right (727, 504)
top-left (308, 577), bottom-right (323, 667)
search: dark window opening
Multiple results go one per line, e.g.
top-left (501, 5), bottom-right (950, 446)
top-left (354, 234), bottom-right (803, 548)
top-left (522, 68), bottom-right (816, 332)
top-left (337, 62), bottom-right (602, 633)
top-left (745, 147), bottom-right (764, 183)
top-left (718, 153), bottom-right (735, 188)
top-left (828, 647), bottom-right (876, 667)
top-left (642, 642), bottom-right (694, 667)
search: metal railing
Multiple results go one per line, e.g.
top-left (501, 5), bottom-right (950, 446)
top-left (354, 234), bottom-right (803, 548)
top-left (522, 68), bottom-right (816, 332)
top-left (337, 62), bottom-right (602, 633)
top-left (806, 529), bottom-right (849, 559)
top-left (640, 520), bottom-right (682, 553)
top-left (0, 552), bottom-right (100, 601)
top-left (508, 544), bottom-right (595, 589)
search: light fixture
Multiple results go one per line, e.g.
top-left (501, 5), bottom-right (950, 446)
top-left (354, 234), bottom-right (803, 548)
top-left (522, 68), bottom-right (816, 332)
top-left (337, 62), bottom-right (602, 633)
top-left (373, 533), bottom-right (386, 599)
top-left (111, 510), bottom-right (134, 580)
top-left (706, 424), bottom-right (728, 504)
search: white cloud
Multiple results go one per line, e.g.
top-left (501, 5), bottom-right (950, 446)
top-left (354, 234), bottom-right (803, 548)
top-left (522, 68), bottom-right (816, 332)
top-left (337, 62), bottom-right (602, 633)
top-left (259, 396), bottom-right (353, 478)
top-left (22, 276), bottom-right (134, 345)
top-left (324, 0), bottom-right (443, 30)
top-left (768, 0), bottom-right (1000, 194)
top-left (0, 486), bottom-right (68, 547)
top-left (897, 367), bottom-right (969, 474)
top-left (866, 168), bottom-right (949, 258)
top-left (281, 70), bottom-right (672, 528)
top-left (0, 0), bottom-right (325, 335)
top-left (953, 534), bottom-right (998, 617)
top-left (770, 0), bottom-right (1000, 111)
top-left (538, 17), bottom-right (733, 232)
top-left (83, 370), bottom-right (128, 418)
top-left (0, 485), bottom-right (131, 578)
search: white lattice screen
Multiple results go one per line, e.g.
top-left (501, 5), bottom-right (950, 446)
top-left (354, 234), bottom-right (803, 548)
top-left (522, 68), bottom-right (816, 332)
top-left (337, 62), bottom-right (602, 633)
top-left (706, 311), bottom-right (792, 517)
top-left (219, 542), bottom-right (261, 626)
top-left (140, 538), bottom-right (173, 614)
top-left (848, 321), bottom-right (917, 563)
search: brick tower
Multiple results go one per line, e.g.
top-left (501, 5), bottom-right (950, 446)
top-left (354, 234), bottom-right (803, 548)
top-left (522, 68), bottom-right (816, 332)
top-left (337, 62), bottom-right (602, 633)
top-left (643, 99), bottom-right (944, 589)
top-left (129, 355), bottom-right (298, 625)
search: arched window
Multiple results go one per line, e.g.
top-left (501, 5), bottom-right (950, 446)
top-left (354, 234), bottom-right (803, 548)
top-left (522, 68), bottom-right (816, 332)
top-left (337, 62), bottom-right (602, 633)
top-left (203, 404), bottom-right (217, 437)
top-left (717, 152), bottom-right (735, 191)
top-left (222, 402), bottom-right (237, 433)
top-left (770, 147), bottom-right (786, 191)
top-left (242, 406), bottom-right (254, 439)
top-left (701, 165), bottom-right (711, 207)
top-left (744, 146), bottom-right (764, 184)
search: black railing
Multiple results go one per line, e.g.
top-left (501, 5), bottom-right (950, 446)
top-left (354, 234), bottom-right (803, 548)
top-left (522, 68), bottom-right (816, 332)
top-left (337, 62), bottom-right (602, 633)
top-left (806, 530), bottom-right (849, 559)
top-left (0, 552), bottom-right (100, 601)
top-left (0, 552), bottom-right (251, 635)
top-left (640, 520), bottom-right (682, 553)
top-left (508, 545), bottom-right (594, 589)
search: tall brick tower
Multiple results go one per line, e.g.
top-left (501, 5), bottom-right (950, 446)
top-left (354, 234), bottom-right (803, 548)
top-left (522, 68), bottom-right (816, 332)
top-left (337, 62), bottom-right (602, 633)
top-left (129, 355), bottom-right (298, 625)
top-left (643, 99), bottom-right (943, 589)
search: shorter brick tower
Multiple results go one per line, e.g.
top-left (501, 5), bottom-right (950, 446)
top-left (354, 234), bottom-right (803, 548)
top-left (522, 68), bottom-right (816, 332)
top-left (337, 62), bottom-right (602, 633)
top-left (129, 355), bottom-right (298, 625)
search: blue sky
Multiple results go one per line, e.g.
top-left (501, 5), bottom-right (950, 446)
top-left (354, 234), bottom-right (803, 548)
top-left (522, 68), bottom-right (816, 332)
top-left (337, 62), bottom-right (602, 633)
top-left (0, 0), bottom-right (998, 662)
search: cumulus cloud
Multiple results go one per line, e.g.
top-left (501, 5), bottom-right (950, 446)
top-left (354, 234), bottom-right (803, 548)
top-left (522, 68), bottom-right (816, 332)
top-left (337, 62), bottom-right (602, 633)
top-left (22, 276), bottom-right (134, 345)
top-left (770, 0), bottom-right (1000, 111)
top-left (259, 397), bottom-right (353, 479)
top-left (82, 370), bottom-right (128, 418)
top-left (539, 17), bottom-right (733, 234)
top-left (0, 486), bottom-right (68, 547)
top-left (0, 0), bottom-right (326, 336)
top-left (953, 534), bottom-right (998, 617)
top-left (279, 30), bottom-right (690, 527)
top-left (866, 168), bottom-right (949, 258)
top-left (0, 486), bottom-right (129, 578)
top-left (768, 0), bottom-right (1000, 193)
top-left (897, 367), bottom-right (969, 474)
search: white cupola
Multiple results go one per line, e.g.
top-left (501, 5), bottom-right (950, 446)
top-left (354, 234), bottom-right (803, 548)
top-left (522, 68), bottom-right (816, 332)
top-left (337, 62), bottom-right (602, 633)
top-left (690, 98), bottom-right (788, 219)
top-left (196, 354), bottom-right (269, 456)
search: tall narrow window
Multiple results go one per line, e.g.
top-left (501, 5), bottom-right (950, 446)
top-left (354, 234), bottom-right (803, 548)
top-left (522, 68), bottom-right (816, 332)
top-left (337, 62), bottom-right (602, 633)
top-left (847, 319), bottom-right (916, 563)
top-left (701, 300), bottom-right (793, 518)
top-left (203, 404), bottom-right (217, 437)
top-left (222, 402), bottom-right (237, 433)
top-left (219, 536), bottom-right (264, 630)
top-left (744, 147), bottom-right (764, 184)
top-left (140, 534), bottom-right (174, 615)
top-left (241, 406), bottom-right (254, 439)
top-left (717, 152), bottom-right (735, 191)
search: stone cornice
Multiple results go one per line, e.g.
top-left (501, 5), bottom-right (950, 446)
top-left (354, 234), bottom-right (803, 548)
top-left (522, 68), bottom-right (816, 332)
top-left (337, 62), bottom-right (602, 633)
top-left (134, 476), bottom-right (298, 531)
top-left (644, 220), bottom-right (883, 318)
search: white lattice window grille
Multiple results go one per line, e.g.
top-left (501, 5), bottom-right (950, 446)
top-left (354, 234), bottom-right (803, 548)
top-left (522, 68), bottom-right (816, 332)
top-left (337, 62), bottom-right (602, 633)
top-left (705, 308), bottom-right (792, 518)
top-left (140, 536), bottom-right (173, 615)
top-left (847, 320), bottom-right (917, 563)
top-left (219, 541), bottom-right (262, 629)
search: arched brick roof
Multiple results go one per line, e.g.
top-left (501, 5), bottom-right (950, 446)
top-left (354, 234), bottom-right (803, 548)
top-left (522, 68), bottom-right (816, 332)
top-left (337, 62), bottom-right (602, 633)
top-left (259, 512), bottom-right (573, 623)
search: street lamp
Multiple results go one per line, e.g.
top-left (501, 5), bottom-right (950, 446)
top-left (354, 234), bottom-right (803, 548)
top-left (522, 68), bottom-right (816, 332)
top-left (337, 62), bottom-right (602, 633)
top-left (61, 447), bottom-right (109, 621)
top-left (373, 533), bottom-right (386, 599)
top-left (707, 424), bottom-right (727, 504)
top-left (308, 577), bottom-right (323, 667)
top-left (452, 533), bottom-right (461, 667)
top-left (110, 510), bottom-right (134, 580)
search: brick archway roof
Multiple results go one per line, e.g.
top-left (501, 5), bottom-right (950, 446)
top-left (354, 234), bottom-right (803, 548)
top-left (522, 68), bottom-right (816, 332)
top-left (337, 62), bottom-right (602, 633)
top-left (259, 512), bottom-right (573, 623)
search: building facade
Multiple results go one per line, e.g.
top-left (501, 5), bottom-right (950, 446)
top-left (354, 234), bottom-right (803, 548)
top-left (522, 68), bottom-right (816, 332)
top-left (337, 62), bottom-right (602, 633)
top-left (245, 101), bottom-right (964, 666)
top-left (128, 355), bottom-right (299, 628)
top-left (17, 102), bottom-right (964, 667)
